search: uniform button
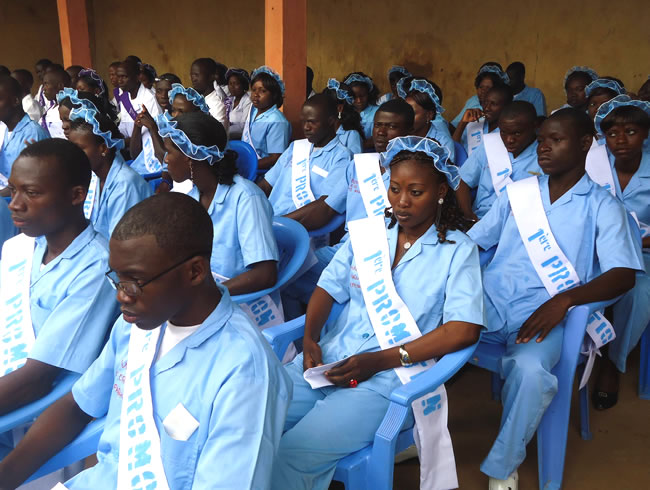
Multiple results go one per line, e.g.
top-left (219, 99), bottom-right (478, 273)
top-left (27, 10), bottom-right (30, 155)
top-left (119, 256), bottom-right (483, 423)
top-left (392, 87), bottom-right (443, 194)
top-left (362, 333), bottom-right (370, 339)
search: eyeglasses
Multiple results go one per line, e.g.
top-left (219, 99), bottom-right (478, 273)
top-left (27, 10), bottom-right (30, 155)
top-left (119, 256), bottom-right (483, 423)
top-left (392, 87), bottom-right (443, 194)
top-left (105, 253), bottom-right (204, 297)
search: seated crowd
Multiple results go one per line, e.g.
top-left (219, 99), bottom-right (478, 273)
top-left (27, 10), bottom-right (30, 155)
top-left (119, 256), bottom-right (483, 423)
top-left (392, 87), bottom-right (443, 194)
top-left (0, 55), bottom-right (648, 490)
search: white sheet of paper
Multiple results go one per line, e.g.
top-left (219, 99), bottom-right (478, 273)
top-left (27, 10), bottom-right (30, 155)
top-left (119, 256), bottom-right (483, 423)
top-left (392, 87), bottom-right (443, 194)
top-left (162, 402), bottom-right (200, 441)
top-left (303, 359), bottom-right (347, 389)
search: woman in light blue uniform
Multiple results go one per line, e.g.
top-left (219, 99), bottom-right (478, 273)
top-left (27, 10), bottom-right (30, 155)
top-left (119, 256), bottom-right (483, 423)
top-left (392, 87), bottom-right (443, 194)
top-left (591, 96), bottom-right (650, 409)
top-left (397, 76), bottom-right (456, 162)
top-left (159, 111), bottom-right (279, 295)
top-left (553, 66), bottom-right (599, 113)
top-left (67, 103), bottom-right (152, 239)
top-left (271, 137), bottom-right (485, 490)
top-left (244, 66), bottom-right (291, 172)
top-left (376, 65), bottom-right (411, 105)
top-left (323, 78), bottom-right (364, 155)
top-left (450, 63), bottom-right (507, 130)
top-left (344, 72), bottom-right (379, 142)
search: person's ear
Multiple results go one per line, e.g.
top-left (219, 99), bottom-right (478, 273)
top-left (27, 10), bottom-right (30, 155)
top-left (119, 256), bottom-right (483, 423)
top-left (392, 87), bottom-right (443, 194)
top-left (438, 181), bottom-right (449, 200)
top-left (70, 185), bottom-right (87, 207)
top-left (327, 114), bottom-right (337, 128)
top-left (187, 255), bottom-right (210, 286)
top-left (580, 134), bottom-right (593, 152)
top-left (426, 110), bottom-right (435, 122)
top-left (99, 142), bottom-right (110, 158)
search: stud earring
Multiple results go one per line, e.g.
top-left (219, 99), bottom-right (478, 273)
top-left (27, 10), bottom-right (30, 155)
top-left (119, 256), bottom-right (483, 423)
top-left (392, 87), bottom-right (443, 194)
top-left (438, 197), bottom-right (444, 205)
top-left (338, 111), bottom-right (342, 120)
top-left (101, 152), bottom-right (107, 157)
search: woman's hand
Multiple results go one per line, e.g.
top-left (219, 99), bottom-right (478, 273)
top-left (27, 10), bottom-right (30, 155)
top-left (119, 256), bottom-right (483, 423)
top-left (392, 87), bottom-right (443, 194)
top-left (461, 108), bottom-right (484, 123)
top-left (325, 352), bottom-right (381, 387)
top-left (303, 338), bottom-right (323, 371)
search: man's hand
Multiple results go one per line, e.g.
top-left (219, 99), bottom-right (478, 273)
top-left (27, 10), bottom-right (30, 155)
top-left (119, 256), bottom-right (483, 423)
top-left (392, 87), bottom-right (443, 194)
top-left (325, 352), bottom-right (380, 387)
top-left (303, 339), bottom-right (323, 371)
top-left (517, 294), bottom-right (572, 343)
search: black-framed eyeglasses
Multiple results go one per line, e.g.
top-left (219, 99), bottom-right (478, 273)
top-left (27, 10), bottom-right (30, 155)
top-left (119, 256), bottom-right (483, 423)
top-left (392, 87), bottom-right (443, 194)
top-left (105, 253), bottom-right (204, 297)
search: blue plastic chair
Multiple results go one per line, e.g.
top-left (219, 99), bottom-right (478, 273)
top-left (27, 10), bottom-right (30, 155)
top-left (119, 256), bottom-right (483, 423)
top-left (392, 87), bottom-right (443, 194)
top-left (470, 300), bottom-right (591, 489)
top-left (307, 213), bottom-right (346, 239)
top-left (227, 140), bottom-right (259, 181)
top-left (2, 196), bottom-right (10, 204)
top-left (141, 171), bottom-right (163, 193)
top-left (454, 141), bottom-right (468, 167)
top-left (640, 325), bottom-right (650, 399)
top-left (231, 217), bottom-right (310, 304)
top-left (262, 313), bottom-right (479, 490)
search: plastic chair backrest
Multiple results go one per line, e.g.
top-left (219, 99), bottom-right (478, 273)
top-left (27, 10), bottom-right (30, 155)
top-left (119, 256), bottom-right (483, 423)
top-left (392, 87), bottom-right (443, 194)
top-left (2, 196), bottom-right (10, 204)
top-left (454, 141), bottom-right (468, 167)
top-left (231, 217), bottom-right (309, 304)
top-left (227, 140), bottom-right (259, 181)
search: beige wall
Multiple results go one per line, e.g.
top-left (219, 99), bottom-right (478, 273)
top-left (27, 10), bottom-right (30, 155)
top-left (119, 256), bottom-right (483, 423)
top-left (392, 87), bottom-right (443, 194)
top-left (0, 0), bottom-right (62, 84)
top-left (3, 0), bottom-right (649, 119)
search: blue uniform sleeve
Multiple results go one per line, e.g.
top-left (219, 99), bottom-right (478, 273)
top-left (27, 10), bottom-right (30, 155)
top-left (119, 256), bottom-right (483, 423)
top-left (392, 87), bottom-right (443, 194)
top-left (442, 238), bottom-right (486, 327)
top-left (346, 131), bottom-right (363, 155)
top-left (323, 159), bottom-right (353, 214)
top-left (594, 193), bottom-right (645, 274)
top-left (317, 238), bottom-right (354, 304)
top-left (71, 319), bottom-right (123, 418)
top-left (459, 144), bottom-right (486, 188)
top-left (264, 144), bottom-right (292, 188)
top-left (236, 191), bottom-right (280, 267)
top-left (265, 120), bottom-right (291, 155)
top-left (29, 256), bottom-right (119, 373)
top-left (533, 89), bottom-right (547, 117)
top-left (467, 190), bottom-right (511, 251)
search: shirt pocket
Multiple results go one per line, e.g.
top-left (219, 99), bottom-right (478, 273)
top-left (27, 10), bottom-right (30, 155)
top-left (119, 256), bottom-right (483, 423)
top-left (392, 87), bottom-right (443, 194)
top-left (158, 419), bottom-right (200, 488)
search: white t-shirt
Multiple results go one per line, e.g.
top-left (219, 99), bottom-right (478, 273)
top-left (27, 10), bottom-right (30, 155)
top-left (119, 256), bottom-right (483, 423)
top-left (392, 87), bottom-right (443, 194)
top-left (205, 90), bottom-right (229, 131)
top-left (155, 321), bottom-right (202, 362)
top-left (228, 92), bottom-right (252, 139)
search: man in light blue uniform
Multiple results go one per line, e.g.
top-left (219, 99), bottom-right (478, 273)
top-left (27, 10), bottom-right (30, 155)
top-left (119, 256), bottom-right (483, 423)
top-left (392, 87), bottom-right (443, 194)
top-left (457, 101), bottom-right (541, 220)
top-left (258, 95), bottom-right (351, 226)
top-left (0, 76), bottom-right (49, 189)
top-left (271, 138), bottom-right (485, 489)
top-left (506, 62), bottom-right (547, 117)
top-left (0, 193), bottom-right (291, 489)
top-left (0, 140), bottom-right (119, 455)
top-left (467, 109), bottom-right (643, 489)
top-left (0, 199), bottom-right (17, 258)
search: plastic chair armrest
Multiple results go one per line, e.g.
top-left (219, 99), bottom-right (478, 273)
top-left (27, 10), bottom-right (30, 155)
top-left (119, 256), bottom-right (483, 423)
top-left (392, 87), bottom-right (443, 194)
top-left (0, 372), bottom-right (81, 433)
top-left (389, 341), bottom-right (478, 407)
top-left (26, 417), bottom-right (105, 483)
top-left (262, 315), bottom-right (306, 358)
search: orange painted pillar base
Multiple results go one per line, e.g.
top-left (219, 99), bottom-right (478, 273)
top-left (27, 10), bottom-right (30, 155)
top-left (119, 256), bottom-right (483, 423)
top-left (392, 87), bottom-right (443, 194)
top-left (57, 0), bottom-right (92, 68)
top-left (265, 0), bottom-right (307, 138)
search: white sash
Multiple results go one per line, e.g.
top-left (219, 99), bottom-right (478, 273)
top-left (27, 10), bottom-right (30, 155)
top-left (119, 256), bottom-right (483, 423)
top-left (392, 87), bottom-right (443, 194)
top-left (0, 234), bottom-right (36, 376)
top-left (483, 133), bottom-right (513, 196)
top-left (354, 153), bottom-right (388, 217)
top-left (118, 324), bottom-right (170, 490)
top-left (141, 129), bottom-right (162, 173)
top-left (291, 139), bottom-right (315, 211)
top-left (0, 122), bottom-right (6, 150)
top-left (241, 106), bottom-right (262, 159)
top-left (630, 211), bottom-right (650, 241)
top-left (466, 119), bottom-right (484, 156)
top-left (506, 177), bottom-right (616, 388)
top-left (83, 172), bottom-right (99, 220)
top-left (0, 173), bottom-right (7, 189)
top-left (585, 139), bottom-right (615, 196)
top-left (348, 216), bottom-right (458, 490)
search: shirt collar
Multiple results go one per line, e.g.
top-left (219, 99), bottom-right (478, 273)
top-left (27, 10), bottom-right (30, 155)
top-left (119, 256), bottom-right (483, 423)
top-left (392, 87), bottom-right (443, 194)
top-left (387, 220), bottom-right (440, 267)
top-left (511, 140), bottom-right (538, 162)
top-left (311, 136), bottom-right (341, 158)
top-left (252, 105), bottom-right (278, 122)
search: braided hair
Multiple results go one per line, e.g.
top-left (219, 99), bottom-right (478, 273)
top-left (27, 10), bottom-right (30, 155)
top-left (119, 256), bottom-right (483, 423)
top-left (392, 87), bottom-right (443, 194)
top-left (386, 149), bottom-right (468, 243)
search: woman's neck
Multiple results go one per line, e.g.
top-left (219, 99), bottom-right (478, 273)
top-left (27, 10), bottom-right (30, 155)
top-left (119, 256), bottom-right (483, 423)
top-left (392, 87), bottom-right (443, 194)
top-left (94, 156), bottom-right (114, 186)
top-left (255, 104), bottom-right (273, 117)
top-left (192, 163), bottom-right (218, 209)
top-left (232, 95), bottom-right (243, 109)
top-left (615, 152), bottom-right (642, 174)
top-left (414, 123), bottom-right (429, 138)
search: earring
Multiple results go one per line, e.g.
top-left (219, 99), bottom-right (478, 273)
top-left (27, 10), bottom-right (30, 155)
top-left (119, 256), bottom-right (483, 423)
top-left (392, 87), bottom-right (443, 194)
top-left (189, 162), bottom-right (195, 182)
top-left (338, 111), bottom-right (342, 120)
top-left (101, 152), bottom-right (107, 157)
top-left (435, 198), bottom-right (444, 227)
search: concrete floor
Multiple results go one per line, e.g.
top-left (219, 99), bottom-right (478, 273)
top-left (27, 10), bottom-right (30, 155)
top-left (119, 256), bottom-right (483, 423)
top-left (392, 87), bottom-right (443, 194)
top-left (333, 347), bottom-right (650, 489)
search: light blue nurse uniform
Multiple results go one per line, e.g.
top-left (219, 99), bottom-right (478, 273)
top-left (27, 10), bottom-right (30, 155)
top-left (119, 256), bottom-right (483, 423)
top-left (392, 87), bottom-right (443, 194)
top-left (188, 175), bottom-right (279, 278)
top-left (245, 105), bottom-right (291, 159)
top-left (513, 85), bottom-right (547, 117)
top-left (68, 284), bottom-right (292, 489)
top-left (89, 152), bottom-right (152, 239)
top-left (271, 223), bottom-right (485, 490)
top-left (264, 138), bottom-right (352, 216)
top-left (359, 104), bottom-right (379, 139)
top-left (460, 140), bottom-right (541, 218)
top-left (608, 149), bottom-right (650, 372)
top-left (0, 114), bottom-right (49, 179)
top-left (468, 173), bottom-right (643, 479)
top-left (336, 126), bottom-right (363, 155)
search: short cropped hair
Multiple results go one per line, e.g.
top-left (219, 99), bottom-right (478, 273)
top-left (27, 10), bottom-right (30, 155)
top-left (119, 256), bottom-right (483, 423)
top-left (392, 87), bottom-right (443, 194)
top-left (0, 75), bottom-right (23, 99)
top-left (19, 139), bottom-right (91, 189)
top-left (547, 107), bottom-right (595, 138)
top-left (499, 100), bottom-right (537, 123)
top-left (486, 84), bottom-right (514, 104)
top-left (112, 193), bottom-right (214, 261)
top-left (376, 98), bottom-right (415, 129)
top-left (303, 93), bottom-right (337, 119)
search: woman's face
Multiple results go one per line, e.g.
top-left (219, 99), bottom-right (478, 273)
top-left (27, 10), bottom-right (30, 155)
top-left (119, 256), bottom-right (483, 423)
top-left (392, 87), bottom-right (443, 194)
top-left (163, 138), bottom-right (191, 182)
top-left (477, 78), bottom-right (494, 107)
top-left (68, 128), bottom-right (105, 172)
top-left (351, 85), bottom-right (369, 112)
top-left (604, 122), bottom-right (649, 162)
top-left (405, 96), bottom-right (434, 136)
top-left (170, 95), bottom-right (198, 118)
top-left (155, 80), bottom-right (172, 110)
top-left (228, 75), bottom-right (245, 98)
top-left (587, 93), bottom-right (614, 121)
top-left (59, 105), bottom-right (71, 139)
top-left (250, 80), bottom-right (274, 111)
top-left (388, 158), bottom-right (447, 234)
